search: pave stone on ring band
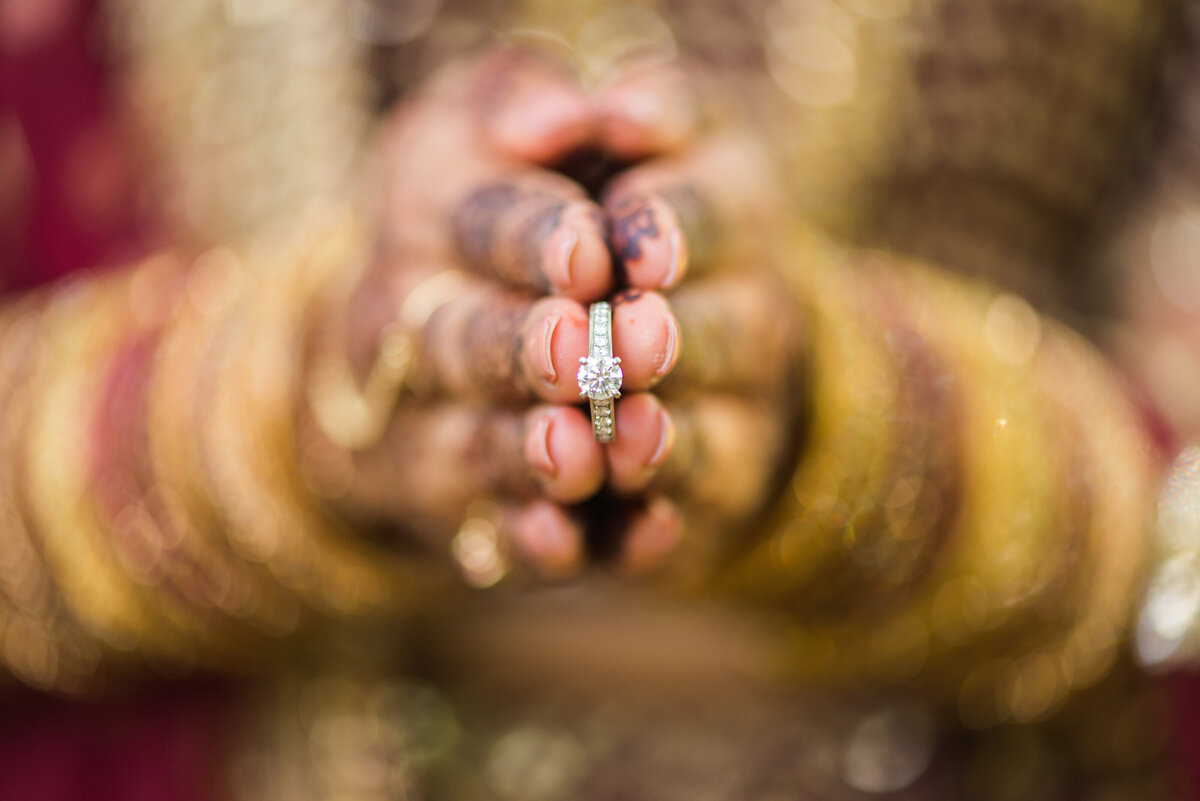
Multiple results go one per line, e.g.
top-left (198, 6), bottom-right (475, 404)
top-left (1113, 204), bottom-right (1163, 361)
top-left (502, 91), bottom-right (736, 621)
top-left (577, 301), bottom-right (623, 443)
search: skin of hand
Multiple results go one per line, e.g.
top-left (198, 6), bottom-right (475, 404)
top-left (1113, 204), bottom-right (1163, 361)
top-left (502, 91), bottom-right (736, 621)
top-left (590, 58), bottom-right (806, 577)
top-left (305, 49), bottom-right (803, 584)
top-left (302, 48), bottom-right (681, 579)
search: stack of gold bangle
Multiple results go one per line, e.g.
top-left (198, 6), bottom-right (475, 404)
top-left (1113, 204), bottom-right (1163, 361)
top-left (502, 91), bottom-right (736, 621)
top-left (705, 229), bottom-right (1158, 726)
top-left (192, 222), bottom-right (440, 618)
top-left (0, 212), bottom-right (460, 689)
top-left (146, 247), bottom-right (309, 640)
top-left (20, 271), bottom-right (209, 666)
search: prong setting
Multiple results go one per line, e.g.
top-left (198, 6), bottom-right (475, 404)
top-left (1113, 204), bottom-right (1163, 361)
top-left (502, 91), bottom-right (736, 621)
top-left (578, 301), bottom-right (622, 442)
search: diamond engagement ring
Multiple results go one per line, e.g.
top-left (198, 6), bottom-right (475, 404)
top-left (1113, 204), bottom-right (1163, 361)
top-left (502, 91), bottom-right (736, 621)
top-left (577, 301), bottom-right (622, 443)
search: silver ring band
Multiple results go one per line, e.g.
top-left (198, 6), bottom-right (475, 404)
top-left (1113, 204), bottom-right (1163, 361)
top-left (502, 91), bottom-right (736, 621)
top-left (577, 301), bottom-right (622, 443)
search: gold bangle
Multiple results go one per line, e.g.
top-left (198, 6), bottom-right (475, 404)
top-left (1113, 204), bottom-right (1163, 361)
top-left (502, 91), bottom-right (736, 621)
top-left (736, 249), bottom-right (1067, 685)
top-left (949, 321), bottom-right (1154, 727)
top-left (715, 234), bottom-right (902, 604)
top-left (197, 222), bottom-right (451, 617)
top-left (146, 247), bottom-right (307, 638)
top-left (86, 256), bottom-right (297, 669)
top-left (808, 268), bottom-right (1062, 688)
top-left (0, 294), bottom-right (103, 692)
top-left (750, 254), bottom-right (1155, 724)
top-left (20, 273), bottom-right (203, 661)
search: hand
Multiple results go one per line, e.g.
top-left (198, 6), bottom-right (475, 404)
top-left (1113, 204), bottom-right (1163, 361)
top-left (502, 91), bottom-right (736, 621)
top-left (592, 59), bottom-right (805, 578)
top-left (309, 49), bottom-right (685, 580)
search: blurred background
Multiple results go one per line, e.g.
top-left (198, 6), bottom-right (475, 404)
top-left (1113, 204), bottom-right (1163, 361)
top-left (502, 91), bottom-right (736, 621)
top-left (2, 1), bottom-right (1200, 800)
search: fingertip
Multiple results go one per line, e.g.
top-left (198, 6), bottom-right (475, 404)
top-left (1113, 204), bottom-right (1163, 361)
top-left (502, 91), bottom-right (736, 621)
top-left (522, 297), bottom-right (590, 401)
top-left (524, 405), bottom-right (605, 503)
top-left (605, 191), bottom-right (688, 291)
top-left (596, 63), bottom-right (697, 160)
top-left (608, 393), bottom-right (675, 492)
top-left (543, 202), bottom-right (613, 301)
top-left (619, 496), bottom-right (684, 574)
top-left (508, 500), bottom-right (585, 579)
top-left (611, 291), bottom-right (681, 390)
top-left (482, 64), bottom-right (595, 162)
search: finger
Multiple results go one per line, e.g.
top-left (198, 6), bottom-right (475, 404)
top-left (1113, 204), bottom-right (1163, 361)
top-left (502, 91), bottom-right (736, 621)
top-left (471, 47), bottom-right (596, 163)
top-left (451, 174), bottom-right (612, 301)
top-left (605, 393), bottom-right (675, 494)
top-left (504, 500), bottom-right (587, 579)
top-left (595, 58), bottom-right (700, 160)
top-left (609, 289), bottom-right (681, 391)
top-left (380, 118), bottom-right (612, 300)
top-left (602, 136), bottom-right (782, 289)
top-left (416, 281), bottom-right (685, 402)
top-left (608, 395), bottom-right (784, 520)
top-left (616, 495), bottom-right (685, 575)
top-left (351, 264), bottom-right (595, 404)
top-left (608, 275), bottom-right (800, 396)
top-left (378, 55), bottom-right (611, 301)
top-left (521, 404), bottom-right (608, 503)
top-left (347, 402), bottom-right (604, 530)
top-left (658, 271), bottom-right (801, 395)
top-left (412, 285), bottom-right (592, 404)
top-left (450, 499), bottom-right (585, 585)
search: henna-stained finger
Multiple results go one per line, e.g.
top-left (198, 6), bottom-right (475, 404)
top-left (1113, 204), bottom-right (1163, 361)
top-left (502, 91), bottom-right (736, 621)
top-left (339, 401), bottom-right (604, 538)
top-left (604, 392), bottom-right (676, 494)
top-left (450, 175), bottom-right (612, 301)
top-left (346, 259), bottom-right (590, 403)
top-left (608, 394), bottom-right (787, 521)
top-left (376, 51), bottom-right (612, 301)
top-left (348, 265), bottom-right (686, 404)
top-left (609, 288), bottom-right (682, 391)
top-left (470, 47), bottom-right (596, 164)
top-left (607, 273), bottom-right (800, 398)
top-left (657, 270), bottom-right (802, 396)
top-left (605, 393), bottom-right (795, 578)
top-left (602, 135), bottom-right (783, 288)
top-left (607, 192), bottom-right (688, 291)
top-left (595, 58), bottom-right (702, 160)
top-left (413, 288), bottom-right (591, 404)
top-left (520, 404), bottom-right (607, 503)
top-left (380, 112), bottom-right (613, 301)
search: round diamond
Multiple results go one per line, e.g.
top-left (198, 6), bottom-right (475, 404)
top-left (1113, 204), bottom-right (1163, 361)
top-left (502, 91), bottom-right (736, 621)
top-left (576, 356), bottom-right (623, 400)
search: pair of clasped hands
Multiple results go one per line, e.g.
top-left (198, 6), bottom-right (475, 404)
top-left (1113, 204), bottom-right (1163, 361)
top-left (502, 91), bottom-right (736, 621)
top-left (331, 48), bottom-right (801, 582)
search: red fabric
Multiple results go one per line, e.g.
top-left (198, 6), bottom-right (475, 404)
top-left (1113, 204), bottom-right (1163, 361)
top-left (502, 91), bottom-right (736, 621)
top-left (0, 4), bottom-right (229, 801)
top-left (1170, 674), bottom-right (1200, 801)
top-left (0, 684), bottom-right (230, 801)
top-left (0, 0), bottom-right (141, 292)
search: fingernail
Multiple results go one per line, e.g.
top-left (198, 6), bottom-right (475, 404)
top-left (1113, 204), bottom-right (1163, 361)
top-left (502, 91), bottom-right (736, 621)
top-left (663, 229), bottom-right (683, 289)
top-left (529, 314), bottom-right (560, 387)
top-left (556, 203), bottom-right (611, 301)
top-left (542, 227), bottom-right (577, 292)
top-left (646, 407), bottom-right (674, 469)
top-left (526, 414), bottom-right (557, 479)
top-left (621, 497), bottom-right (684, 573)
top-left (653, 311), bottom-right (681, 379)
